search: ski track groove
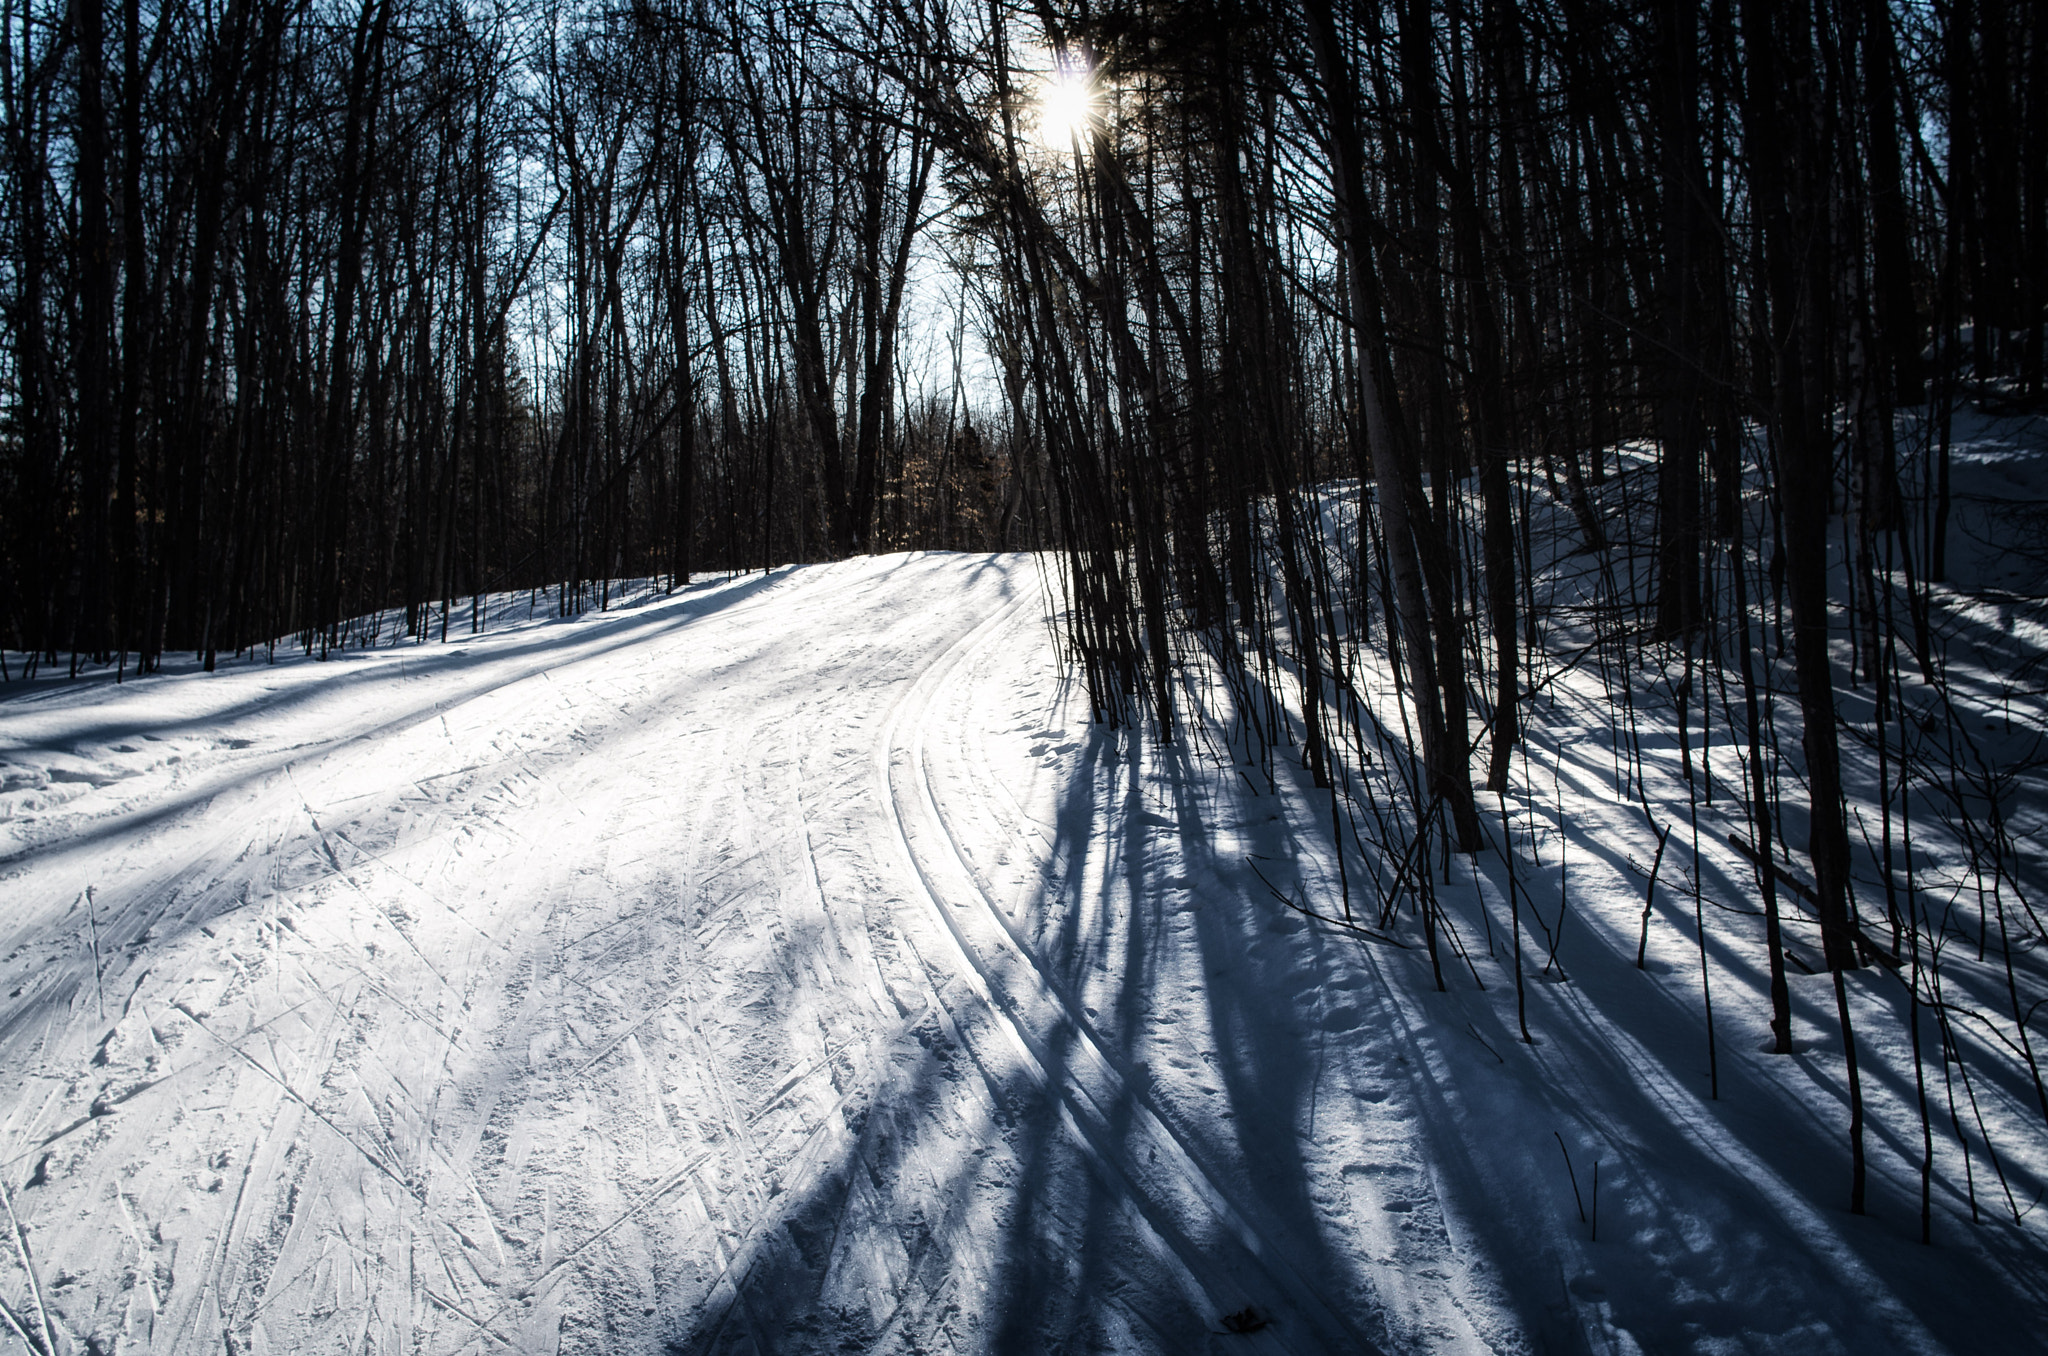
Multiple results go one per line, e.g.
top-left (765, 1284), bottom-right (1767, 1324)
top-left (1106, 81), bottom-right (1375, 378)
top-left (876, 588), bottom-right (1383, 1355)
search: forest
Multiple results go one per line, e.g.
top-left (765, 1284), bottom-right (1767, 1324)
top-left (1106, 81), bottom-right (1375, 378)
top-left (2, 0), bottom-right (2036, 675)
top-left (2, 0), bottom-right (2047, 1347)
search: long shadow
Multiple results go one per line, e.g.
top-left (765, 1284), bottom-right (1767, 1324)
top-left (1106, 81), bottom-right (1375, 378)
top-left (975, 708), bottom-right (1382, 1350)
top-left (1156, 735), bottom-right (1394, 1342)
top-left (1410, 730), bottom-right (2048, 1355)
top-left (1006, 727), bottom-right (1158, 1352)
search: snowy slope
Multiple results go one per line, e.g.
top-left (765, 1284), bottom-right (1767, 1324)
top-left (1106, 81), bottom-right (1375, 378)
top-left (1, 530), bottom-right (2043, 1353)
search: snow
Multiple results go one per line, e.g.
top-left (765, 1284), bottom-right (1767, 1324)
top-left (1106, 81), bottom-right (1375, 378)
top-left (3, 411), bottom-right (2046, 1353)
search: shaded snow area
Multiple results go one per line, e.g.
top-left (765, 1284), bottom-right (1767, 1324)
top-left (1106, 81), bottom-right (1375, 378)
top-left (4, 417), bottom-right (2048, 1356)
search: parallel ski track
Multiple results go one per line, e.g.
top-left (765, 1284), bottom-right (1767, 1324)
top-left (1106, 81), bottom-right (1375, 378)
top-left (0, 561), bottom-right (888, 878)
top-left (877, 589), bottom-right (1383, 1355)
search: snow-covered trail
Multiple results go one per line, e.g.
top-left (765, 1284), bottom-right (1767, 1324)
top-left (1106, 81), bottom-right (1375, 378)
top-left (0, 553), bottom-right (1494, 1355)
top-left (11, 547), bottom-right (2037, 1356)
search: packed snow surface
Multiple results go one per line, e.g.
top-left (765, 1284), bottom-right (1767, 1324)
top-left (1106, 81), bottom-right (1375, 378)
top-left (1, 545), bottom-right (2042, 1353)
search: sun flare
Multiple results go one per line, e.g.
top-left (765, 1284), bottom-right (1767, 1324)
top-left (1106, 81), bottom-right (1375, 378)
top-left (1036, 70), bottom-right (1097, 150)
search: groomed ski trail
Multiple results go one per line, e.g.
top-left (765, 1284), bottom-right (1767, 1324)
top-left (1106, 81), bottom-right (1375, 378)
top-left (0, 552), bottom-right (1500, 1356)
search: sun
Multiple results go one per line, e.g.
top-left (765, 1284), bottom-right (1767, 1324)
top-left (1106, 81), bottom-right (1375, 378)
top-left (1036, 69), bottom-right (1097, 151)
